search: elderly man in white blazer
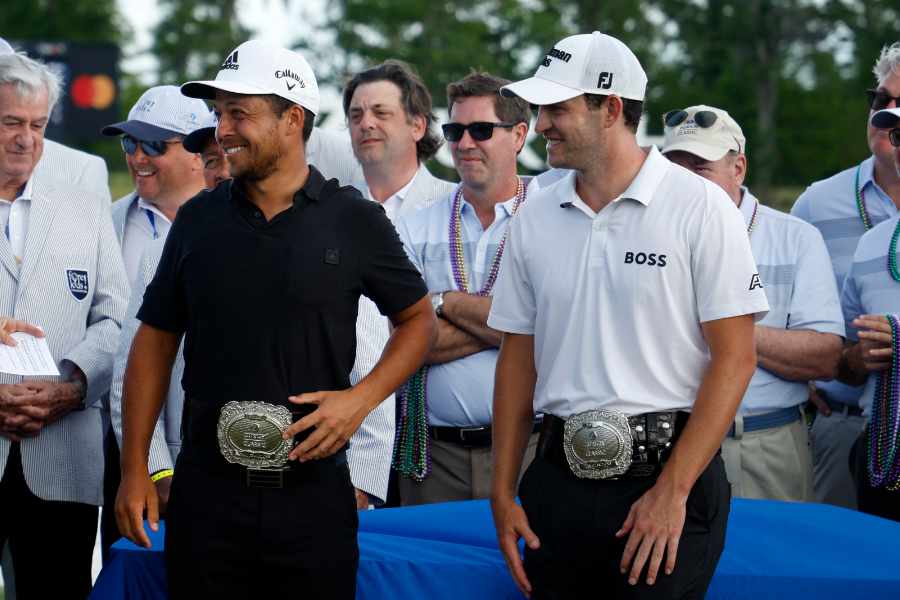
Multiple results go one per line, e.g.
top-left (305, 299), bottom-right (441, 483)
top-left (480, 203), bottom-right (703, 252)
top-left (0, 52), bottom-right (128, 599)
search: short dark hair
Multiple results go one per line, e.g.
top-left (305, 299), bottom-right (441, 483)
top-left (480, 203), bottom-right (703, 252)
top-left (446, 71), bottom-right (532, 126)
top-left (266, 94), bottom-right (315, 142)
top-left (584, 93), bottom-right (643, 133)
top-left (342, 60), bottom-right (441, 162)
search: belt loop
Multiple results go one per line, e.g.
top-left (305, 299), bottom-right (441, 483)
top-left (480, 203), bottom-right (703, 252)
top-left (733, 414), bottom-right (744, 440)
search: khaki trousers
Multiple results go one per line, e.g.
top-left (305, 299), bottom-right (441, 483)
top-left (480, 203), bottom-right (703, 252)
top-left (722, 413), bottom-right (814, 502)
top-left (400, 433), bottom-right (538, 506)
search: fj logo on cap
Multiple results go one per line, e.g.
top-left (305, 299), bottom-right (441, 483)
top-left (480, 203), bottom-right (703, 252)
top-left (221, 51), bottom-right (239, 71)
top-left (542, 47), bottom-right (573, 67)
top-left (66, 269), bottom-right (89, 301)
top-left (598, 72), bottom-right (614, 90)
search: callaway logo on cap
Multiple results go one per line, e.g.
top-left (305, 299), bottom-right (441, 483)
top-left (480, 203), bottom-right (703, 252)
top-left (181, 40), bottom-right (320, 115)
top-left (501, 31), bottom-right (647, 105)
top-left (101, 85), bottom-right (209, 142)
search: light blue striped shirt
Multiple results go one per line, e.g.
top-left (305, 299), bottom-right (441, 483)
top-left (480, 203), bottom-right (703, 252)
top-left (740, 189), bottom-right (844, 414)
top-left (791, 157), bottom-right (898, 406)
top-left (395, 184), bottom-right (526, 427)
top-left (840, 213), bottom-right (900, 416)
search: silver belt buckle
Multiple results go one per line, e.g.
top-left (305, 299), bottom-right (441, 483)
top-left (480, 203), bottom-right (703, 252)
top-left (217, 401), bottom-right (292, 469)
top-left (563, 409), bottom-right (633, 479)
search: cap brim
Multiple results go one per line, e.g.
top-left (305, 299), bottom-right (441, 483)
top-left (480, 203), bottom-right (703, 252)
top-left (182, 127), bottom-right (216, 153)
top-left (871, 108), bottom-right (900, 129)
top-left (100, 120), bottom-right (181, 141)
top-left (500, 76), bottom-right (584, 106)
top-left (181, 79), bottom-right (272, 100)
top-left (661, 139), bottom-right (731, 162)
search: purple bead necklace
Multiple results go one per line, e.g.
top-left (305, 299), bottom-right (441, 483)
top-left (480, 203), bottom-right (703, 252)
top-left (867, 313), bottom-right (900, 490)
top-left (393, 179), bottom-right (527, 481)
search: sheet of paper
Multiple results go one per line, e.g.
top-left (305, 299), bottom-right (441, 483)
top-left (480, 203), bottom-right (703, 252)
top-left (0, 333), bottom-right (60, 376)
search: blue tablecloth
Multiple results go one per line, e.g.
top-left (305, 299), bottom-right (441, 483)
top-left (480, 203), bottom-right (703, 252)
top-left (91, 499), bottom-right (900, 599)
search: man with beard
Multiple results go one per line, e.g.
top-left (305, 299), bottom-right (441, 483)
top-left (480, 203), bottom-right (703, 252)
top-left (115, 40), bottom-right (435, 598)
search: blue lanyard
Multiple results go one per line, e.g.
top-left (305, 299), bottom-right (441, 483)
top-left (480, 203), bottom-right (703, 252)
top-left (144, 208), bottom-right (159, 240)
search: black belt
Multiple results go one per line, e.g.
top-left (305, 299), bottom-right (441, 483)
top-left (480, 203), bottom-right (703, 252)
top-left (537, 411), bottom-right (689, 478)
top-left (428, 420), bottom-right (542, 448)
top-left (241, 449), bottom-right (348, 488)
top-left (824, 398), bottom-right (863, 417)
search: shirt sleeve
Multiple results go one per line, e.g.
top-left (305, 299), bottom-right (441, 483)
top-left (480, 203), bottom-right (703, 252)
top-left (354, 200), bottom-right (428, 317)
top-left (691, 184), bottom-right (769, 323)
top-left (787, 224), bottom-right (845, 337)
top-left (789, 187), bottom-right (812, 222)
top-left (840, 254), bottom-right (864, 344)
top-left (136, 202), bottom-right (191, 333)
top-left (487, 208), bottom-right (536, 334)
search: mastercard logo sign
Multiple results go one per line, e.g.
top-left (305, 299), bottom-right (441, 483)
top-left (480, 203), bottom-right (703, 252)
top-left (71, 74), bottom-right (116, 110)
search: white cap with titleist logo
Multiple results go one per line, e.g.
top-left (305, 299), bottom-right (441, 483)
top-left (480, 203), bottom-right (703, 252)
top-left (501, 31), bottom-right (647, 105)
top-left (101, 85), bottom-right (209, 141)
top-left (871, 107), bottom-right (900, 129)
top-left (181, 40), bottom-right (319, 114)
top-left (661, 105), bottom-right (746, 162)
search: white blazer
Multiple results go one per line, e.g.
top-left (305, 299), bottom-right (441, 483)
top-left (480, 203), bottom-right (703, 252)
top-left (0, 176), bottom-right (128, 505)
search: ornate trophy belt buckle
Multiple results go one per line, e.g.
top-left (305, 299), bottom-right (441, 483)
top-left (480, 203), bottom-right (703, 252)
top-left (563, 409), bottom-right (633, 479)
top-left (217, 401), bottom-right (293, 487)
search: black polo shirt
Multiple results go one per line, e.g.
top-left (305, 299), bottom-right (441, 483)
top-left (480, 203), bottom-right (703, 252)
top-left (137, 166), bottom-right (427, 448)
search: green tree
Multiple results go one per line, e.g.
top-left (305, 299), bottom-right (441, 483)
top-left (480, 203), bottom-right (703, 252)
top-left (0, 0), bottom-right (123, 44)
top-left (152, 0), bottom-right (249, 85)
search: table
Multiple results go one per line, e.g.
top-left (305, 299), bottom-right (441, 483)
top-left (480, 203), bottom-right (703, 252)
top-left (91, 499), bottom-right (900, 599)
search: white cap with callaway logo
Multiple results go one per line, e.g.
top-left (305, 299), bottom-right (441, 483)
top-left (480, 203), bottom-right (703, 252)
top-left (871, 107), bottom-right (900, 129)
top-left (101, 85), bottom-right (209, 141)
top-left (501, 31), bottom-right (647, 105)
top-left (661, 105), bottom-right (746, 162)
top-left (181, 40), bottom-right (319, 115)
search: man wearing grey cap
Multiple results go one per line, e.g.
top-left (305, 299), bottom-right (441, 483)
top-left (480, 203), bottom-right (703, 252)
top-left (115, 40), bottom-right (435, 597)
top-left (662, 105), bottom-right (844, 503)
top-left (488, 32), bottom-right (768, 598)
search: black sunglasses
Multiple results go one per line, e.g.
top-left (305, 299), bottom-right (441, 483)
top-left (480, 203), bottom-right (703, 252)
top-left (891, 128), bottom-right (900, 148)
top-left (664, 109), bottom-right (718, 129)
top-left (442, 121), bottom-right (518, 142)
top-left (121, 135), bottom-right (180, 157)
top-left (866, 89), bottom-right (900, 111)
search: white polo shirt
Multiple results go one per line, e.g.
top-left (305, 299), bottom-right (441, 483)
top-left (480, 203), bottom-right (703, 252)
top-left (488, 147), bottom-right (769, 418)
top-left (739, 188), bottom-right (844, 415)
top-left (0, 177), bottom-right (34, 265)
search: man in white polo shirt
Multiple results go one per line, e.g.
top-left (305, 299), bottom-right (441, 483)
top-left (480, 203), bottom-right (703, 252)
top-left (393, 71), bottom-right (536, 505)
top-left (488, 32), bottom-right (769, 599)
top-left (662, 105), bottom-right (844, 502)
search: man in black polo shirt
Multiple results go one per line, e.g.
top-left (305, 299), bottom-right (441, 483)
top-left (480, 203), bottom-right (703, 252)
top-left (114, 41), bottom-right (435, 598)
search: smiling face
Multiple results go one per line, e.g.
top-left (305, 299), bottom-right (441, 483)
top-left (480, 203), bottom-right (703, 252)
top-left (213, 93), bottom-right (292, 182)
top-left (448, 95), bottom-right (525, 193)
top-left (347, 80), bottom-right (424, 169)
top-left (200, 136), bottom-right (230, 190)
top-left (125, 135), bottom-right (200, 203)
top-left (533, 95), bottom-right (605, 172)
top-left (0, 83), bottom-right (48, 193)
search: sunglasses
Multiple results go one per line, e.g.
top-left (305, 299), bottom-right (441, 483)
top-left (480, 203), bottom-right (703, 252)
top-left (866, 89), bottom-right (900, 111)
top-left (121, 135), bottom-right (180, 157)
top-left (891, 128), bottom-right (900, 148)
top-left (442, 121), bottom-right (518, 142)
top-left (664, 109), bottom-right (718, 129)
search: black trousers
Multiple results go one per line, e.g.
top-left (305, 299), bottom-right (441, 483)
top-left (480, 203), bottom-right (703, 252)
top-left (520, 453), bottom-right (730, 600)
top-left (851, 429), bottom-right (900, 522)
top-left (165, 451), bottom-right (359, 599)
top-left (0, 443), bottom-right (98, 600)
top-left (100, 427), bottom-right (121, 563)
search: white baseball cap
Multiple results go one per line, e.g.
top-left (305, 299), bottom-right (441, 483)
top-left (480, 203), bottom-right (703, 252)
top-left (181, 40), bottom-right (319, 114)
top-left (182, 110), bottom-right (218, 153)
top-left (102, 85), bottom-right (209, 141)
top-left (0, 38), bottom-right (13, 55)
top-left (661, 105), bottom-right (746, 162)
top-left (871, 107), bottom-right (900, 129)
top-left (501, 31), bottom-right (647, 105)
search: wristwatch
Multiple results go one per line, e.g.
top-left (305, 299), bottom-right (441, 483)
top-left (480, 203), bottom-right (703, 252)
top-left (431, 292), bottom-right (445, 317)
